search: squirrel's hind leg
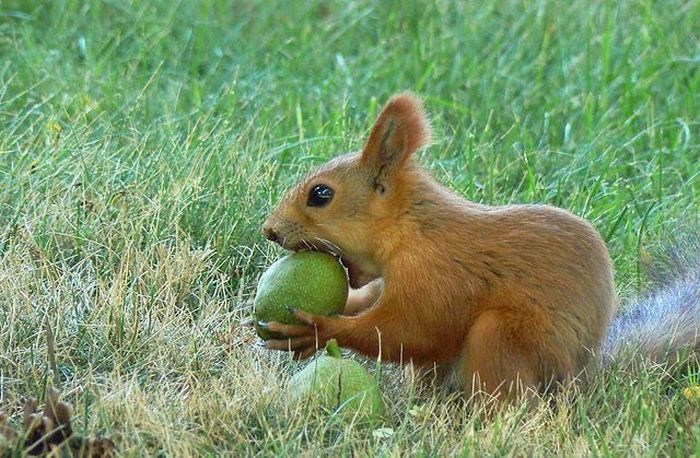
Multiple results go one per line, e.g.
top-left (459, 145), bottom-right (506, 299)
top-left (459, 310), bottom-right (540, 400)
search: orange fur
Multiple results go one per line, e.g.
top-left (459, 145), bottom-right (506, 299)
top-left (261, 93), bottom-right (617, 397)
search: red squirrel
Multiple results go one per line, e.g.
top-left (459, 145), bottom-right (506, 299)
top-left (259, 92), bottom-right (700, 397)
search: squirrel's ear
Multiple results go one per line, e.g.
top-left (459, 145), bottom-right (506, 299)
top-left (361, 92), bottom-right (432, 185)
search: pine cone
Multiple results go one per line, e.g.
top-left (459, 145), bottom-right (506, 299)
top-left (0, 387), bottom-right (116, 457)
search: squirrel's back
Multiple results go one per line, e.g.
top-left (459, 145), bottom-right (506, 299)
top-left (422, 190), bottom-right (617, 382)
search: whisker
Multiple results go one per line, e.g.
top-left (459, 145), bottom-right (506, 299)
top-left (314, 237), bottom-right (344, 256)
top-left (321, 240), bottom-right (341, 254)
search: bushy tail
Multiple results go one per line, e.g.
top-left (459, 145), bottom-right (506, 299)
top-left (603, 237), bottom-right (700, 365)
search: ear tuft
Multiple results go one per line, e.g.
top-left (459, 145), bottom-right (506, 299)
top-left (361, 92), bottom-right (432, 171)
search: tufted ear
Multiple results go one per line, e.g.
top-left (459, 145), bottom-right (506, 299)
top-left (361, 92), bottom-right (432, 190)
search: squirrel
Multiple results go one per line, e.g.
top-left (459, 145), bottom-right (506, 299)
top-left (259, 92), bottom-right (700, 397)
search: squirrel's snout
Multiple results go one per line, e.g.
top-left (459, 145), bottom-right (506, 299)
top-left (263, 225), bottom-right (281, 244)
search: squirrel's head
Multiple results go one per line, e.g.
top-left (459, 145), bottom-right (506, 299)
top-left (262, 92), bottom-right (432, 288)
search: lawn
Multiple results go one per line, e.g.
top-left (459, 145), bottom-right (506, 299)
top-left (1, 0), bottom-right (699, 455)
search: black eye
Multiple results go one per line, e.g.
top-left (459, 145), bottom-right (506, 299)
top-left (307, 184), bottom-right (334, 207)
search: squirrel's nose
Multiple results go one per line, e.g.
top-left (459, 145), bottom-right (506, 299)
top-left (263, 226), bottom-right (280, 244)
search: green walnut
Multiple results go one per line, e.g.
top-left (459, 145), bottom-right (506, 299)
top-left (254, 252), bottom-right (348, 340)
top-left (288, 340), bottom-right (385, 421)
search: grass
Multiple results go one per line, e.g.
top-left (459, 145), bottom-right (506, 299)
top-left (1, 0), bottom-right (699, 455)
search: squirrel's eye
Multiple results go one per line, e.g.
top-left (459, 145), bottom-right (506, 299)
top-left (307, 184), bottom-right (334, 207)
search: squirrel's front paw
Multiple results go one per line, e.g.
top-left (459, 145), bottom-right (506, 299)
top-left (261, 308), bottom-right (333, 360)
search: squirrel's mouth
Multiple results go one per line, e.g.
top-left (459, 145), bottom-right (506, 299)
top-left (339, 256), bottom-right (370, 289)
top-left (291, 241), bottom-right (369, 289)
